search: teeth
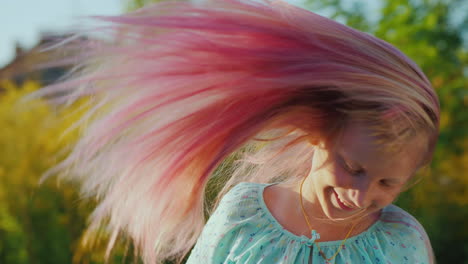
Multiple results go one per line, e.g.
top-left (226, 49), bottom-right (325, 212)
top-left (337, 193), bottom-right (353, 208)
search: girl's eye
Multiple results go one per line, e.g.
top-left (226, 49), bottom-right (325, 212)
top-left (339, 157), bottom-right (363, 176)
top-left (347, 167), bottom-right (363, 176)
top-left (379, 179), bottom-right (392, 187)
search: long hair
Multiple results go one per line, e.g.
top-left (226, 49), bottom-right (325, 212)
top-left (26, 0), bottom-right (439, 263)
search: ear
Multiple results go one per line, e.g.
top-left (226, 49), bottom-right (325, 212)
top-left (307, 136), bottom-right (328, 150)
top-left (308, 139), bottom-right (319, 145)
top-left (306, 131), bottom-right (327, 148)
top-left (307, 137), bottom-right (320, 146)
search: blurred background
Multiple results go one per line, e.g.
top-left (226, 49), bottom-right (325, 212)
top-left (0, 0), bottom-right (466, 263)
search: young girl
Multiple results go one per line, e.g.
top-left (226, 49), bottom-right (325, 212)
top-left (30, 0), bottom-right (439, 263)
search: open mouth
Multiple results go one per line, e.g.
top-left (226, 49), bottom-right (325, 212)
top-left (333, 190), bottom-right (355, 211)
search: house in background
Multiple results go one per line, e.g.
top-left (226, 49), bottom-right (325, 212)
top-left (0, 33), bottom-right (83, 87)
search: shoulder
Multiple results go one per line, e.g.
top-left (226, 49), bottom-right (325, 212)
top-left (380, 204), bottom-right (428, 238)
top-left (375, 204), bottom-right (435, 264)
top-left (214, 182), bottom-right (264, 220)
top-left (187, 183), bottom-right (265, 260)
top-left (219, 182), bottom-right (263, 204)
top-left (223, 181), bottom-right (263, 200)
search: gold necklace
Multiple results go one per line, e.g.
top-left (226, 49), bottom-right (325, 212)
top-left (299, 175), bottom-right (359, 262)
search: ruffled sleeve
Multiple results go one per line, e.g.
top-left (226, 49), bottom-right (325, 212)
top-left (186, 182), bottom-right (312, 263)
top-left (375, 204), bottom-right (435, 264)
top-left (186, 182), bottom-right (264, 263)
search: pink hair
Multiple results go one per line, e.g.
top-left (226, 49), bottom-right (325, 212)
top-left (27, 0), bottom-right (439, 263)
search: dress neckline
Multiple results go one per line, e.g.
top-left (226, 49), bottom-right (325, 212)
top-left (257, 182), bottom-right (386, 246)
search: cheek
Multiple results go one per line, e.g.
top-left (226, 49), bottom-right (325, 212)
top-left (325, 163), bottom-right (354, 188)
top-left (375, 190), bottom-right (400, 207)
top-left (311, 150), bottom-right (354, 188)
top-left (313, 164), bottom-right (355, 191)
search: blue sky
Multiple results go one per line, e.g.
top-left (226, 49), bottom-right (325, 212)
top-left (0, 0), bottom-right (379, 68)
top-left (0, 0), bottom-right (303, 67)
top-left (0, 0), bottom-right (124, 67)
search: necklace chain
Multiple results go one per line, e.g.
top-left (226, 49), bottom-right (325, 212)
top-left (299, 176), bottom-right (359, 262)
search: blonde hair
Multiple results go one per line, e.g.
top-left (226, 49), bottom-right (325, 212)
top-left (27, 0), bottom-right (439, 263)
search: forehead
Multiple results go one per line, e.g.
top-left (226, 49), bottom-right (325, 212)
top-left (336, 123), bottom-right (427, 178)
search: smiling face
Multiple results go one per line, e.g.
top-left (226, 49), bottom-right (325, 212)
top-left (307, 122), bottom-right (427, 221)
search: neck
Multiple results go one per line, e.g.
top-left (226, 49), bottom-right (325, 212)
top-left (293, 174), bottom-right (328, 223)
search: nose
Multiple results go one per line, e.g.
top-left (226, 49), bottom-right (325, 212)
top-left (350, 180), bottom-right (374, 209)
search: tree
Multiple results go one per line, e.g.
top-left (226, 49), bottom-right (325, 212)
top-left (0, 80), bottom-right (139, 263)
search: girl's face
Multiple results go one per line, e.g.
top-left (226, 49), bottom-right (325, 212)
top-left (308, 123), bottom-right (427, 221)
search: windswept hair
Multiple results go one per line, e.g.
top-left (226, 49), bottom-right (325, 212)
top-left (27, 0), bottom-right (439, 263)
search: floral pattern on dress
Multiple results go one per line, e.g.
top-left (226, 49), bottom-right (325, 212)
top-left (186, 182), bottom-right (432, 264)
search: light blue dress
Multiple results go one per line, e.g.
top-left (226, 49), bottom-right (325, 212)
top-left (186, 182), bottom-right (433, 264)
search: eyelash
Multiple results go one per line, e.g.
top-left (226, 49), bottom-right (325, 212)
top-left (340, 158), bottom-right (363, 176)
top-left (345, 165), bottom-right (392, 187)
top-left (339, 156), bottom-right (394, 187)
top-left (379, 179), bottom-right (392, 187)
top-left (346, 167), bottom-right (363, 176)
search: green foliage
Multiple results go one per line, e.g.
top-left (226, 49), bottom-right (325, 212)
top-left (0, 80), bottom-right (81, 264)
top-left (125, 0), bottom-right (184, 12)
top-left (0, 80), bottom-right (139, 264)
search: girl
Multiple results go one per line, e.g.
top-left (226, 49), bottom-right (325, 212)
top-left (30, 0), bottom-right (438, 263)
